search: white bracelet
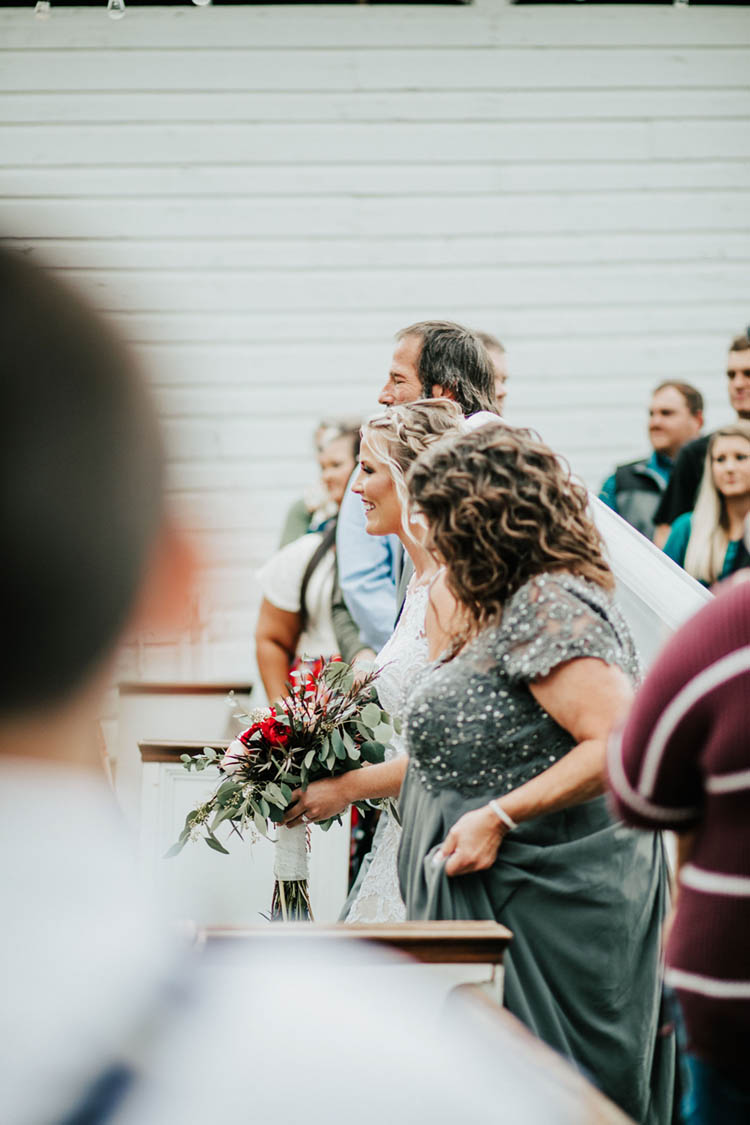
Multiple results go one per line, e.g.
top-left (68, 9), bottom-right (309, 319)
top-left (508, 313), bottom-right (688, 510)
top-left (488, 799), bottom-right (518, 832)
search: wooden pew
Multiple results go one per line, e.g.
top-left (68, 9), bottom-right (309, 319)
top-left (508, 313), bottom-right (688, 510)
top-left (457, 986), bottom-right (635, 1124)
top-left (116, 679), bottom-right (253, 825)
top-left (201, 919), bottom-right (512, 966)
top-left (139, 741), bottom-right (351, 922)
top-left (196, 921), bottom-right (634, 1124)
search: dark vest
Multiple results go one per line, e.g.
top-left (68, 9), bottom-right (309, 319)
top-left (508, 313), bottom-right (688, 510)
top-left (613, 459), bottom-right (668, 540)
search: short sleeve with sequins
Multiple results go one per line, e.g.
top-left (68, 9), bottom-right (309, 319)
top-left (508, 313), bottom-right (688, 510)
top-left (496, 573), bottom-right (639, 686)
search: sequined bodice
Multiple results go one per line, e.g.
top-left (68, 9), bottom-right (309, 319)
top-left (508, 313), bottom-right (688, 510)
top-left (403, 573), bottom-right (639, 799)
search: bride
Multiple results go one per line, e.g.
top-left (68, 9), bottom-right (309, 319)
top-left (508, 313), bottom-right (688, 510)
top-left (283, 399), bottom-right (467, 922)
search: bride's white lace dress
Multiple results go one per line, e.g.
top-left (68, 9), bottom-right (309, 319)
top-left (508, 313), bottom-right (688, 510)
top-left (344, 579), bottom-right (430, 923)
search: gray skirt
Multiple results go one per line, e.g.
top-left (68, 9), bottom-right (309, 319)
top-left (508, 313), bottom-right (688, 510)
top-left (398, 767), bottom-right (675, 1125)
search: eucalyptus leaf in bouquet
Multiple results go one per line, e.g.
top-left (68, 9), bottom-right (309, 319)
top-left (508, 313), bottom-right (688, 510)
top-left (168, 657), bottom-right (394, 920)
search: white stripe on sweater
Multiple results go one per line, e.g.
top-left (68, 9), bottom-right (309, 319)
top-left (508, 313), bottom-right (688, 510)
top-left (680, 863), bottom-right (750, 897)
top-left (666, 967), bottom-right (750, 1000)
top-left (706, 768), bottom-right (750, 794)
top-left (638, 647), bottom-right (750, 798)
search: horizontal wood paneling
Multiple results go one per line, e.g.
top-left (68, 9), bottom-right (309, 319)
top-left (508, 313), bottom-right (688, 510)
top-left (132, 338), bottom-right (737, 385)
top-left (1, 5), bottom-right (746, 50)
top-left (5, 121), bottom-right (750, 165)
top-left (153, 372), bottom-right (729, 424)
top-left (3, 1), bottom-right (749, 681)
top-left (97, 303), bottom-right (750, 346)
top-left (35, 262), bottom-right (750, 311)
top-left (3, 47), bottom-right (750, 92)
top-left (4, 89), bottom-right (750, 125)
top-left (4, 161), bottom-right (750, 197)
top-left (5, 192), bottom-right (750, 239)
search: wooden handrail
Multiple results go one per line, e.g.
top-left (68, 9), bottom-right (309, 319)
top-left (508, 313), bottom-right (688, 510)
top-left (120, 681), bottom-right (252, 696)
top-left (200, 920), bottom-right (512, 965)
top-left (139, 739), bottom-right (231, 763)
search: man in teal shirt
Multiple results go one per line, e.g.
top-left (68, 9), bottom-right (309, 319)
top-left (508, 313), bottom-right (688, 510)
top-left (599, 381), bottom-right (703, 540)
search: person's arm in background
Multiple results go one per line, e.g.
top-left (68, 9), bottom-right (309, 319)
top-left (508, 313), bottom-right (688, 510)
top-left (255, 599), bottom-right (299, 704)
top-left (255, 534), bottom-right (320, 702)
top-left (336, 471), bottom-right (399, 653)
top-left (598, 472), bottom-right (619, 514)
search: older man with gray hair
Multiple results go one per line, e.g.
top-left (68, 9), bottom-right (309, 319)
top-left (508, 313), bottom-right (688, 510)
top-left (335, 320), bottom-right (502, 659)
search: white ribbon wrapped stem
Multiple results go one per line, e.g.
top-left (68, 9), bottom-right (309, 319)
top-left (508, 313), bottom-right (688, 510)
top-left (273, 823), bottom-right (309, 881)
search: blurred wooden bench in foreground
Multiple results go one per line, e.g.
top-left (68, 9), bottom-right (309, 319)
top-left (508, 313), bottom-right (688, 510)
top-left (460, 987), bottom-right (635, 1124)
top-left (201, 920), bottom-right (510, 1003)
top-left (197, 921), bottom-right (633, 1124)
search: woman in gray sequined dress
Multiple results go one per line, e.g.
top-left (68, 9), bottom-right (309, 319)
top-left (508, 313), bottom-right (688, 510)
top-left (398, 423), bottom-right (674, 1125)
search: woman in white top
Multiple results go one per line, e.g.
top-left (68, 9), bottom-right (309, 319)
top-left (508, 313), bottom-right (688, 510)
top-left (255, 422), bottom-right (360, 703)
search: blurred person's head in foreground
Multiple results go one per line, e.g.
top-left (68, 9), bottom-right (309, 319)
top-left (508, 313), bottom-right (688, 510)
top-left (0, 244), bottom-right (194, 766)
top-left (0, 248), bottom-right (616, 1125)
top-left (0, 248), bottom-right (601, 1125)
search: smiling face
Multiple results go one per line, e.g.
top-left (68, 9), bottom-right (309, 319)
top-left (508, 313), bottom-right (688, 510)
top-left (711, 434), bottom-right (750, 500)
top-left (351, 435), bottom-right (403, 537)
top-left (318, 434), bottom-right (357, 508)
top-left (378, 334), bottom-right (423, 407)
top-left (727, 349), bottom-right (750, 420)
top-left (648, 385), bottom-right (702, 459)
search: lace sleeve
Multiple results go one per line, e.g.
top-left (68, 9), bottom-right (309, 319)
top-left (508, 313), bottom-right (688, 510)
top-left (498, 574), bottom-right (636, 684)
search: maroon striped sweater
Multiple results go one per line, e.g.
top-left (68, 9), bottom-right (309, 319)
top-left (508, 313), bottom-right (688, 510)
top-left (607, 579), bottom-right (750, 1082)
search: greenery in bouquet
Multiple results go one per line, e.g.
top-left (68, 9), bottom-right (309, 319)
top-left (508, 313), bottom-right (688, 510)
top-left (167, 657), bottom-right (397, 920)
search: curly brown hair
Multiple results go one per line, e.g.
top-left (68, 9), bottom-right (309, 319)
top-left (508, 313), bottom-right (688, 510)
top-left (407, 423), bottom-right (614, 628)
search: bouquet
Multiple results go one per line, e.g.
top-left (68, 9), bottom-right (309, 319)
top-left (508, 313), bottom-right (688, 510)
top-left (167, 658), bottom-right (396, 920)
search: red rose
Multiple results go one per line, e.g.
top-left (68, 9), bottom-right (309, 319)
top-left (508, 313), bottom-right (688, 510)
top-left (259, 715), bottom-right (290, 747)
top-left (238, 723), bottom-right (262, 748)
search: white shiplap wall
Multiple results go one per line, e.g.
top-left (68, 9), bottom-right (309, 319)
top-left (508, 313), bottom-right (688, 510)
top-left (1, 0), bottom-right (749, 680)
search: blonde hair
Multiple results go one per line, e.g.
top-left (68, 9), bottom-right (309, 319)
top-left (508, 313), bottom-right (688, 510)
top-left (361, 400), bottom-right (465, 546)
top-left (684, 421), bottom-right (750, 583)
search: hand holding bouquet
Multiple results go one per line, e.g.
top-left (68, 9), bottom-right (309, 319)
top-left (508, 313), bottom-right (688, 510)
top-left (168, 657), bottom-right (396, 919)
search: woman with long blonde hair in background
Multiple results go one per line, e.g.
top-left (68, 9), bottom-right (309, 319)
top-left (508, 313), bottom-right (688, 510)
top-left (663, 421), bottom-right (750, 586)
